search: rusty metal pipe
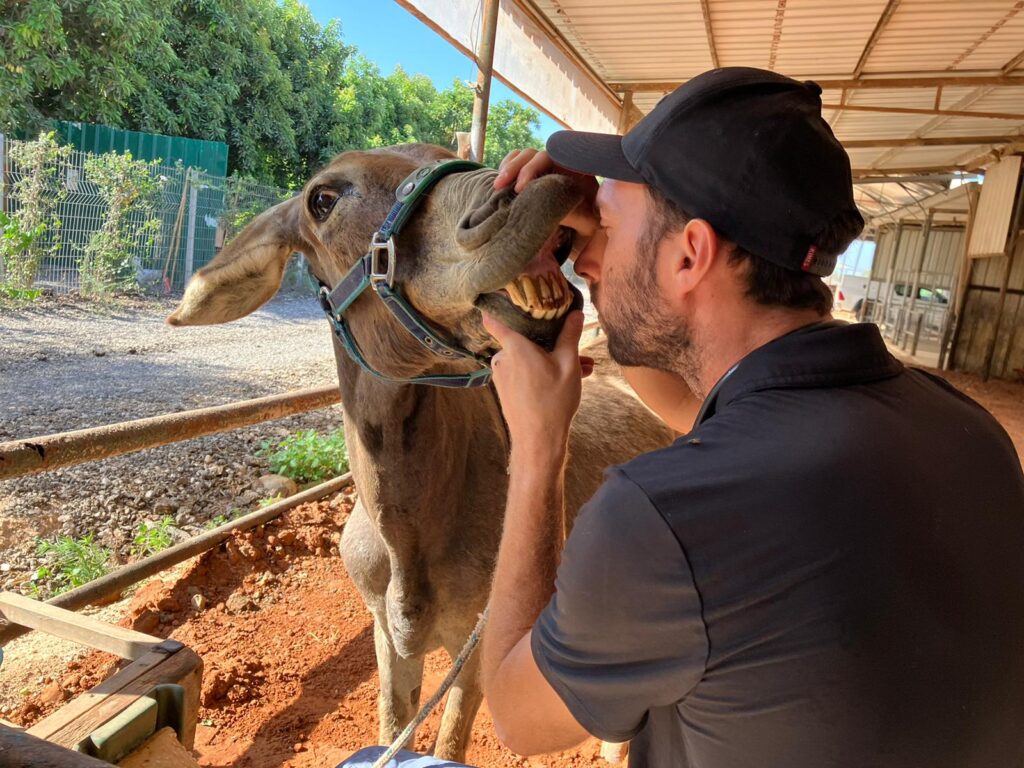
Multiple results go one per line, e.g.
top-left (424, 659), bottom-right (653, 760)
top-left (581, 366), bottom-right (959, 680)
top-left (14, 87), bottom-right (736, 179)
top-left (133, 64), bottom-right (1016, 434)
top-left (0, 472), bottom-right (353, 647)
top-left (0, 385), bottom-right (341, 481)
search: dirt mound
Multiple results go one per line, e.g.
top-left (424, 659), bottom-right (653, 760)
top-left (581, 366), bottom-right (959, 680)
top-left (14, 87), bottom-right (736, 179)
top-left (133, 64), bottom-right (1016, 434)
top-left (10, 492), bottom-right (606, 767)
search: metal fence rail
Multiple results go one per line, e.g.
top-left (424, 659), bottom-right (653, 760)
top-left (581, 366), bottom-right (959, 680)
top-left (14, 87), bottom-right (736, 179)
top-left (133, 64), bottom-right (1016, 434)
top-left (0, 135), bottom-right (297, 293)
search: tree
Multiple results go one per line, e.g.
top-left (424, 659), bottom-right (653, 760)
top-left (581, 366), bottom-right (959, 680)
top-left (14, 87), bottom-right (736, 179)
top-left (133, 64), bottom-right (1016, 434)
top-left (483, 100), bottom-right (544, 167)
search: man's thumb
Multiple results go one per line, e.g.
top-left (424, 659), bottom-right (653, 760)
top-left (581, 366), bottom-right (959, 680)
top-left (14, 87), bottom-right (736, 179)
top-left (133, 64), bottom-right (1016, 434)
top-left (555, 310), bottom-right (585, 354)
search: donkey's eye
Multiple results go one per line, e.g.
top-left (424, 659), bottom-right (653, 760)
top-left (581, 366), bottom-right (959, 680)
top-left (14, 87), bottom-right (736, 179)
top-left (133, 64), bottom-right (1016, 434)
top-left (310, 187), bottom-right (340, 220)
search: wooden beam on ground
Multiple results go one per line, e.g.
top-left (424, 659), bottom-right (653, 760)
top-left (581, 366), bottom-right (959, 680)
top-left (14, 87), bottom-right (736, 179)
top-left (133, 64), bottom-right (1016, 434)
top-left (0, 385), bottom-right (340, 480)
top-left (607, 75), bottom-right (1024, 92)
top-left (699, 0), bottom-right (719, 69)
top-left (0, 592), bottom-right (161, 661)
top-left (470, 0), bottom-right (500, 164)
top-left (821, 103), bottom-right (1024, 121)
top-left (854, 0), bottom-right (900, 78)
top-left (1, 724), bottom-right (113, 768)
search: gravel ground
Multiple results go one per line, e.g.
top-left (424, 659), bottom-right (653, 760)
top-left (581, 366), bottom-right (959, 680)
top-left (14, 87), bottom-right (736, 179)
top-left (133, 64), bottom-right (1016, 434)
top-left (0, 292), bottom-right (341, 593)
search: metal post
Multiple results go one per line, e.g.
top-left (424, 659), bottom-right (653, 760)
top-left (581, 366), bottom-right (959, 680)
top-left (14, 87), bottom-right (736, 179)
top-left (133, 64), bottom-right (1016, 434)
top-left (184, 176), bottom-right (199, 279)
top-left (470, 0), bottom-right (500, 164)
top-left (0, 132), bottom-right (7, 283)
top-left (946, 183), bottom-right (981, 370)
top-left (880, 222), bottom-right (905, 335)
top-left (910, 311), bottom-right (925, 356)
top-left (982, 171), bottom-right (1024, 380)
top-left (905, 209), bottom-right (934, 319)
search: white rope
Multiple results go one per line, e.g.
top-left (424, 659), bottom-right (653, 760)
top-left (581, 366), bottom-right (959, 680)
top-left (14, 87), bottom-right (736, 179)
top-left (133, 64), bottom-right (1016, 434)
top-left (370, 607), bottom-right (490, 768)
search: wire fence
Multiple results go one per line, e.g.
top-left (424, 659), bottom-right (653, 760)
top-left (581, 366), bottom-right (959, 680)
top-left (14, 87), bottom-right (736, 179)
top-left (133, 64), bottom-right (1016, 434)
top-left (0, 134), bottom-right (308, 295)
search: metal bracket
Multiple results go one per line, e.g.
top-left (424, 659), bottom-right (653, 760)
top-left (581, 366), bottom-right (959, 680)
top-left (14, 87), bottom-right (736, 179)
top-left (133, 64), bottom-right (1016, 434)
top-left (369, 232), bottom-right (396, 287)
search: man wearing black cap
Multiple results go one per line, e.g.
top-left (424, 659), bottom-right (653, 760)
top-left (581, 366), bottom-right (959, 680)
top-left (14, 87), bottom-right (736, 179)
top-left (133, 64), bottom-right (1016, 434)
top-left (478, 67), bottom-right (1024, 767)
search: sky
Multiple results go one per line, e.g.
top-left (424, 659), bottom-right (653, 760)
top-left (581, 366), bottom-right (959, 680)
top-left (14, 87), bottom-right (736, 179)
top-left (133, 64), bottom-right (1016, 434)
top-left (307, 1), bottom-right (563, 142)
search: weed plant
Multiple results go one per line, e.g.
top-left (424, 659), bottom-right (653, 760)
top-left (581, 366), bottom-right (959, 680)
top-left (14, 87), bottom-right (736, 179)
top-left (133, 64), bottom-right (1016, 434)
top-left (131, 516), bottom-right (176, 558)
top-left (257, 428), bottom-right (348, 484)
top-left (31, 534), bottom-right (111, 597)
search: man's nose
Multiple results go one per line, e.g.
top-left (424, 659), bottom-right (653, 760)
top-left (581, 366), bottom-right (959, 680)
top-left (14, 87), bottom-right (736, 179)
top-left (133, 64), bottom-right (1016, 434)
top-left (572, 229), bottom-right (606, 286)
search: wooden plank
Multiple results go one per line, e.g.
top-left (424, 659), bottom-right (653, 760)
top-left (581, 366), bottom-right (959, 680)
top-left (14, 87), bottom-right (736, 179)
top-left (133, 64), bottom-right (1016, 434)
top-left (820, 103), bottom-right (1024, 121)
top-left (27, 646), bottom-right (181, 741)
top-left (853, 0), bottom-right (901, 78)
top-left (30, 648), bottom-right (202, 751)
top-left (1, 724), bottom-right (112, 768)
top-left (0, 592), bottom-right (161, 660)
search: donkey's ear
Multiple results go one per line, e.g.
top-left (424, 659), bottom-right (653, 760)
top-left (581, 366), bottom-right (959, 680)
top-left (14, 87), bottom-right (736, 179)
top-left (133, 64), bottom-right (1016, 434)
top-left (167, 195), bottom-right (308, 326)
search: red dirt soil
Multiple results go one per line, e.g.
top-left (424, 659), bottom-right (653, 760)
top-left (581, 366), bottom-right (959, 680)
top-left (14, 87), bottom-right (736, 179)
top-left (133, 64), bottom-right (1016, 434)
top-left (10, 492), bottom-right (608, 768)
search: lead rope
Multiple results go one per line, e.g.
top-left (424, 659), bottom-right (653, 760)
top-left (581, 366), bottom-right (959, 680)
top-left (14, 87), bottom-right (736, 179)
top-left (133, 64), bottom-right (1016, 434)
top-left (370, 607), bottom-right (490, 768)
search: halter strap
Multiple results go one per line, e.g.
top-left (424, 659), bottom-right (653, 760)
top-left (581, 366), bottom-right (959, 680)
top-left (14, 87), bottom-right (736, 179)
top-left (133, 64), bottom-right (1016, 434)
top-left (317, 159), bottom-right (493, 389)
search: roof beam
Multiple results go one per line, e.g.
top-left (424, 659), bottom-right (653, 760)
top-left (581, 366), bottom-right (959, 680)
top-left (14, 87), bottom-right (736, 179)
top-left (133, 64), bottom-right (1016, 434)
top-left (844, 135), bottom-right (1023, 148)
top-left (853, 0), bottom-right (900, 78)
top-left (1002, 47), bottom-right (1024, 73)
top-left (699, 0), bottom-right (719, 69)
top-left (820, 103), bottom-right (1024, 120)
top-left (852, 165), bottom-right (981, 178)
top-left (607, 75), bottom-right (1024, 92)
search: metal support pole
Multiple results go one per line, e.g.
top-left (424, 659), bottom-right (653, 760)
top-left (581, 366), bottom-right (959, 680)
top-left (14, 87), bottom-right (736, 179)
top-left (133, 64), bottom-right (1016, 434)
top-left (470, 0), bottom-right (500, 164)
top-left (905, 209), bottom-right (934, 319)
top-left (910, 311), bottom-right (925, 356)
top-left (982, 172), bottom-right (1024, 380)
top-left (184, 178), bottom-right (199, 279)
top-left (0, 385), bottom-right (341, 480)
top-left (946, 184), bottom-right (982, 370)
top-left (0, 132), bottom-right (7, 283)
top-left (880, 222), bottom-right (905, 335)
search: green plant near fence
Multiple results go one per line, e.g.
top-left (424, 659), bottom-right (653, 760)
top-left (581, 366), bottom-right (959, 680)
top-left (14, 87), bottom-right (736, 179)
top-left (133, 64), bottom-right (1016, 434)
top-left (257, 428), bottom-right (349, 484)
top-left (80, 151), bottom-right (164, 298)
top-left (3, 132), bottom-right (70, 289)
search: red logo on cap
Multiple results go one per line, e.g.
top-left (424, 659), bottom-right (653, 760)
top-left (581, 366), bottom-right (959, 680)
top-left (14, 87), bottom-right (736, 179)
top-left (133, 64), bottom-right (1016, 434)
top-left (802, 245), bottom-right (818, 271)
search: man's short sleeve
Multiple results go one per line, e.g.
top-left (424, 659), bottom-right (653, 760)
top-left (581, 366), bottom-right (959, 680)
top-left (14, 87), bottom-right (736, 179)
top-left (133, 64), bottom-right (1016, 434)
top-left (531, 468), bottom-right (707, 743)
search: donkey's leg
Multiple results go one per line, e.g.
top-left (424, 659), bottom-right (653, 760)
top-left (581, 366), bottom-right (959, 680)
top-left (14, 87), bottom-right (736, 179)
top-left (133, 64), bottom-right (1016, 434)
top-left (432, 637), bottom-right (484, 761)
top-left (374, 618), bottom-right (426, 749)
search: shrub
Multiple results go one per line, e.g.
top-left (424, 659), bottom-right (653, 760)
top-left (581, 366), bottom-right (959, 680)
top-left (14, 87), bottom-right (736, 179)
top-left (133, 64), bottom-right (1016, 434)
top-left (131, 516), bottom-right (176, 558)
top-left (257, 428), bottom-right (349, 484)
top-left (32, 534), bottom-right (112, 596)
top-left (3, 132), bottom-right (70, 289)
top-left (80, 151), bottom-right (163, 298)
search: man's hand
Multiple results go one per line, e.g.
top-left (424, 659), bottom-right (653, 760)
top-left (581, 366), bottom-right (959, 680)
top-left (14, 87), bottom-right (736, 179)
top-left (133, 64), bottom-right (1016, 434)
top-left (483, 310), bottom-right (587, 460)
top-left (496, 149), bottom-right (600, 242)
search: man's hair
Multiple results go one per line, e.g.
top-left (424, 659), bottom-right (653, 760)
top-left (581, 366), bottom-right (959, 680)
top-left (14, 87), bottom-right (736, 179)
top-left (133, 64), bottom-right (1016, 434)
top-left (644, 187), bottom-right (859, 316)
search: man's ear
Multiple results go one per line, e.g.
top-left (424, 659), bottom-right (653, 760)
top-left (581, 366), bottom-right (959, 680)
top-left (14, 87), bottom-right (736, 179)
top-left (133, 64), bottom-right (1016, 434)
top-left (662, 218), bottom-right (720, 300)
top-left (167, 195), bottom-right (308, 326)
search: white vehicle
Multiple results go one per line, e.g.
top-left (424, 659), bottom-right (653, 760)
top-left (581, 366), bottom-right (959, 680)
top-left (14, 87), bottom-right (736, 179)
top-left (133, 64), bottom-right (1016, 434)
top-left (834, 275), bottom-right (868, 313)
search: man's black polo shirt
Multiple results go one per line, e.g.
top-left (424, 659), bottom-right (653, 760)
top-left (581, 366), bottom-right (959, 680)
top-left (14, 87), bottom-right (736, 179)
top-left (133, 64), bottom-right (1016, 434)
top-left (533, 321), bottom-right (1024, 767)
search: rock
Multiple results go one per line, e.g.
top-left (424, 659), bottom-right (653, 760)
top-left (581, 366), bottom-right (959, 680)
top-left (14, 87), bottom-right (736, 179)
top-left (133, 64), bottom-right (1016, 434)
top-left (191, 593), bottom-right (207, 611)
top-left (39, 680), bottom-right (68, 706)
top-left (156, 594), bottom-right (181, 612)
top-left (153, 498), bottom-right (178, 516)
top-left (225, 593), bottom-right (257, 614)
top-left (0, 563), bottom-right (10, 573)
top-left (134, 609), bottom-right (161, 634)
top-left (92, 349), bottom-right (105, 357)
top-left (257, 474), bottom-right (297, 498)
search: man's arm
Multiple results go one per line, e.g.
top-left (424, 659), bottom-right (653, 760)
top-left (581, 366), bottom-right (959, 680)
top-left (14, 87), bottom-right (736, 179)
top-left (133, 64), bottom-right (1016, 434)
top-left (483, 443), bottom-right (590, 754)
top-left (480, 311), bottom-right (591, 755)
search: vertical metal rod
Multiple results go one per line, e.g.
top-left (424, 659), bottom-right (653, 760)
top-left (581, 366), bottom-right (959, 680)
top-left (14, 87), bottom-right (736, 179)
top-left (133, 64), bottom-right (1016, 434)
top-left (910, 311), bottom-right (925, 356)
top-left (880, 222), bottom-right (905, 336)
top-left (906, 209), bottom-right (934, 319)
top-left (0, 132), bottom-right (6, 283)
top-left (470, 0), bottom-right (500, 164)
top-left (982, 171), bottom-right (1024, 380)
top-left (946, 183), bottom-right (981, 370)
top-left (184, 176), bottom-right (199, 279)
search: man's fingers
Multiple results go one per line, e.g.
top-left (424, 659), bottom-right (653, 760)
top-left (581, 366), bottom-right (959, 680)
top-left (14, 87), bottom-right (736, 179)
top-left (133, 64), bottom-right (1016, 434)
top-left (513, 151), bottom-right (556, 193)
top-left (494, 149), bottom-right (537, 189)
top-left (554, 311), bottom-right (585, 356)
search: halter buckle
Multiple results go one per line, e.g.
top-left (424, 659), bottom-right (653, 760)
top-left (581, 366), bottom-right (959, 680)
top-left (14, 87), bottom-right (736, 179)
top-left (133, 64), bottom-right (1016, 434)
top-left (369, 232), bottom-right (396, 287)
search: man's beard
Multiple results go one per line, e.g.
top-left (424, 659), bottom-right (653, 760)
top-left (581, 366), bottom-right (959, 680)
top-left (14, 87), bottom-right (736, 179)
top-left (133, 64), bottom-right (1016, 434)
top-left (594, 260), bottom-right (704, 396)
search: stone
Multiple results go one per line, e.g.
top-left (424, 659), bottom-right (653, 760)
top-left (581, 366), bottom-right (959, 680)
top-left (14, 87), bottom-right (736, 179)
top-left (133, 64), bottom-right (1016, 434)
top-left (257, 474), bottom-right (298, 499)
top-left (38, 680), bottom-right (68, 706)
top-left (191, 593), bottom-right (207, 611)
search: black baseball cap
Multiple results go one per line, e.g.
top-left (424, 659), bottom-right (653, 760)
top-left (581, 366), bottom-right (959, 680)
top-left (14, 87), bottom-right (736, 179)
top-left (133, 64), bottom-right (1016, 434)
top-left (546, 67), bottom-right (864, 276)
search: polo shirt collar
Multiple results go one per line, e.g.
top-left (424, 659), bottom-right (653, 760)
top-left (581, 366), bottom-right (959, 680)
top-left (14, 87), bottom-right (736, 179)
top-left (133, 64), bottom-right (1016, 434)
top-left (696, 321), bottom-right (903, 426)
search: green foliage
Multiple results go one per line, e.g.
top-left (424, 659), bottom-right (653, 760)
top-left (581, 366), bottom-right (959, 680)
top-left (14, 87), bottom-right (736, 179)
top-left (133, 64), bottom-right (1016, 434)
top-left (3, 132), bottom-right (70, 288)
top-left (258, 429), bottom-right (349, 484)
top-left (32, 534), bottom-right (112, 597)
top-left (204, 508), bottom-right (245, 530)
top-left (0, 3), bottom-right (545, 185)
top-left (80, 151), bottom-right (163, 298)
top-left (258, 494), bottom-right (284, 508)
top-left (131, 516), bottom-right (176, 559)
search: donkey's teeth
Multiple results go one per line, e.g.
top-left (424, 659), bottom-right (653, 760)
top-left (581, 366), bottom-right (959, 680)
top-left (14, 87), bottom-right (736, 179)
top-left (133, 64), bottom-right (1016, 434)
top-left (539, 276), bottom-right (553, 304)
top-left (506, 281), bottom-right (527, 308)
top-left (500, 272), bottom-right (573, 319)
top-left (521, 276), bottom-right (540, 308)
